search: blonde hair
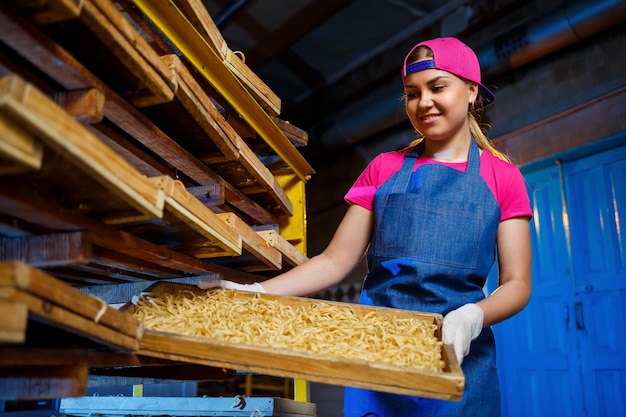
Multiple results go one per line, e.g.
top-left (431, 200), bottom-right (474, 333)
top-left (405, 45), bottom-right (511, 163)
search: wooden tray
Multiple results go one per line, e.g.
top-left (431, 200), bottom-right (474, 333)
top-left (125, 282), bottom-right (464, 401)
top-left (0, 261), bottom-right (142, 351)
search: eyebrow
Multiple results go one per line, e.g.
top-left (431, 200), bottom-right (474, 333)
top-left (404, 75), bottom-right (451, 89)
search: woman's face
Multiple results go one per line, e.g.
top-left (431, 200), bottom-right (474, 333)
top-left (403, 66), bottom-right (478, 143)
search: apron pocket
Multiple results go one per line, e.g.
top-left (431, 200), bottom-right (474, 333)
top-left (373, 193), bottom-right (483, 269)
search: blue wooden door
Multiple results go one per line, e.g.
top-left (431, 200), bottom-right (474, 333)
top-left (487, 139), bottom-right (626, 417)
top-left (562, 147), bottom-right (626, 416)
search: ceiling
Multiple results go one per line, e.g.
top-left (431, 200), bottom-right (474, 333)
top-left (200, 0), bottom-right (626, 165)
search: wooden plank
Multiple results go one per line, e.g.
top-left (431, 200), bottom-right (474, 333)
top-left (0, 300), bottom-right (28, 343)
top-left (217, 212), bottom-right (282, 270)
top-left (0, 365), bottom-right (88, 400)
top-left (0, 286), bottom-right (140, 352)
top-left (0, 346), bottom-right (210, 368)
top-left (0, 75), bottom-right (165, 219)
top-left (0, 346), bottom-right (235, 381)
top-left (146, 3), bottom-right (282, 121)
top-left (257, 229), bottom-right (308, 267)
top-left (45, 264), bottom-right (154, 285)
top-left (225, 48), bottom-right (281, 116)
top-left (152, 175), bottom-right (242, 256)
top-left (51, 87), bottom-right (105, 124)
top-left (273, 117), bottom-right (309, 147)
top-left (171, 0), bottom-right (228, 58)
top-left (90, 247), bottom-right (185, 280)
top-left (87, 121), bottom-right (175, 179)
top-left (186, 183), bottom-right (224, 206)
top-left (90, 362), bottom-right (236, 380)
top-left (130, 0), bottom-right (315, 182)
top-left (236, 139), bottom-right (294, 216)
top-left (81, 0), bottom-right (177, 106)
top-left (175, 62), bottom-right (293, 216)
top-left (174, 61), bottom-right (241, 161)
top-left (0, 261), bottom-right (142, 341)
top-left (0, 231), bottom-right (92, 267)
top-left (0, 113), bottom-right (43, 175)
top-left (0, 184), bottom-right (264, 282)
top-left (129, 283), bottom-right (464, 401)
top-left (0, 347), bottom-right (140, 367)
top-left (106, 94), bottom-right (279, 224)
top-left (12, 0), bottom-right (83, 24)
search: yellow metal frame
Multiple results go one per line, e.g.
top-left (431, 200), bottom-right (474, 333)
top-left (130, 0), bottom-right (314, 182)
top-left (275, 172), bottom-right (307, 255)
top-left (293, 378), bottom-right (309, 402)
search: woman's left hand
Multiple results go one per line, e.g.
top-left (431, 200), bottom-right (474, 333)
top-left (442, 303), bottom-right (484, 365)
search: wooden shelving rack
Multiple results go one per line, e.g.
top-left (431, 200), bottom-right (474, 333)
top-left (0, 0), bottom-right (314, 401)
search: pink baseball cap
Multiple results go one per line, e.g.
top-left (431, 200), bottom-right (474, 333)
top-left (402, 37), bottom-right (494, 108)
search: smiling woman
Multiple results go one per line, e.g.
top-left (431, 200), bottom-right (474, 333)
top-left (202, 36), bottom-right (532, 417)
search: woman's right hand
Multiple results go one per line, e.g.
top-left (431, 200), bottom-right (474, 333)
top-left (198, 279), bottom-right (266, 293)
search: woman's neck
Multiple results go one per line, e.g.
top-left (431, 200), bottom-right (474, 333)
top-left (422, 137), bottom-right (472, 162)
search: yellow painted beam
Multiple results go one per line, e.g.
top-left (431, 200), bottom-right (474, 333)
top-left (276, 172), bottom-right (307, 255)
top-left (130, 0), bottom-right (314, 182)
top-left (294, 378), bottom-right (309, 402)
top-left (132, 384), bottom-right (144, 397)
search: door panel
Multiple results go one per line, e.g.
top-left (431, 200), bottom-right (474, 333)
top-left (491, 140), bottom-right (626, 417)
top-left (563, 148), bottom-right (626, 417)
top-left (491, 166), bottom-right (580, 417)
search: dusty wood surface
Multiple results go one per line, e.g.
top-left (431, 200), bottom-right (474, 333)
top-left (0, 365), bottom-right (89, 400)
top-left (0, 231), bottom-right (92, 267)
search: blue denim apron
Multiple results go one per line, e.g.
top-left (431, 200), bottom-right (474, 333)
top-left (344, 140), bottom-right (502, 417)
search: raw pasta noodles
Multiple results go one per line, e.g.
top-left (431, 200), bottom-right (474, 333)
top-left (130, 289), bottom-right (445, 371)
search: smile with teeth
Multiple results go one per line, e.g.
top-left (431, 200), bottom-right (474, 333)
top-left (421, 114), bottom-right (440, 121)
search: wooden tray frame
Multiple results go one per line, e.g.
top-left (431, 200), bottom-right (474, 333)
top-left (125, 282), bottom-right (465, 401)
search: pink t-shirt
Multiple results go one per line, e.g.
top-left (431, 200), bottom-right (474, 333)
top-left (345, 147), bottom-right (532, 221)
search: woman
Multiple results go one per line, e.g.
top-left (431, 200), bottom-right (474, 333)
top-left (201, 37), bottom-right (532, 416)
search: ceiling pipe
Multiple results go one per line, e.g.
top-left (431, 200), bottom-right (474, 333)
top-left (316, 0), bottom-right (626, 151)
top-left (214, 0), bottom-right (254, 29)
top-left (477, 0), bottom-right (626, 78)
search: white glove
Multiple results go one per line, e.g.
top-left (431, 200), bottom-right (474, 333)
top-left (442, 303), bottom-right (484, 365)
top-left (197, 279), bottom-right (266, 293)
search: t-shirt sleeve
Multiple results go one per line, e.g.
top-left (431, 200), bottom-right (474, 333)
top-left (497, 162), bottom-right (533, 221)
top-left (344, 154), bottom-right (384, 211)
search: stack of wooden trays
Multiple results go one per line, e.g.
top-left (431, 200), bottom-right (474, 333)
top-left (0, 0), bottom-right (313, 400)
